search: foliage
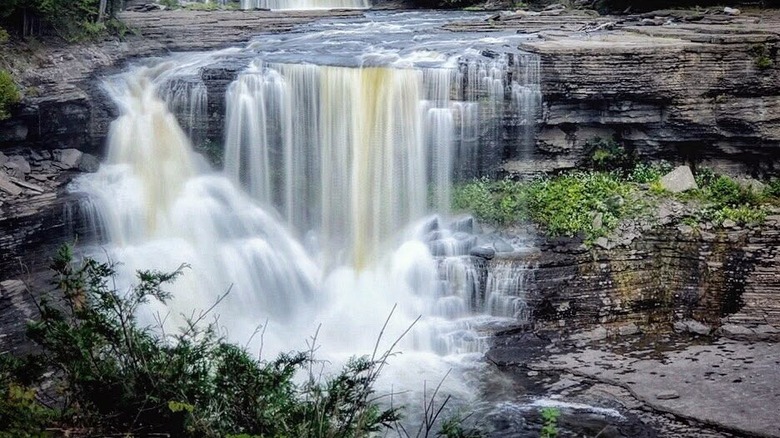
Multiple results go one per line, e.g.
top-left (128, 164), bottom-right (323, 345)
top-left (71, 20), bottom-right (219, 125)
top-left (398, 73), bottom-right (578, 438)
top-left (0, 245), bottom-right (409, 437)
top-left (0, 27), bottom-right (9, 44)
top-left (539, 407), bottom-right (560, 438)
top-left (582, 137), bottom-right (635, 174)
top-left (452, 177), bottom-right (529, 225)
top-left (710, 205), bottom-right (766, 226)
top-left (750, 44), bottom-right (775, 70)
top-left (0, 356), bottom-right (54, 438)
top-left (524, 172), bottom-right (634, 239)
top-left (0, 0), bottom-right (123, 40)
top-left (0, 70), bottom-right (20, 120)
top-left (453, 171), bottom-right (636, 240)
top-left (705, 175), bottom-right (759, 207)
top-left (689, 171), bottom-right (767, 226)
top-left (764, 178), bottom-right (780, 199)
top-left (159, 0), bottom-right (182, 9)
top-left (627, 161), bottom-right (672, 184)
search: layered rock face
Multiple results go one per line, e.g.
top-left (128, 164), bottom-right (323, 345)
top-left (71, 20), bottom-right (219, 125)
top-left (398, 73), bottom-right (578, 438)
top-left (480, 11), bottom-right (780, 176)
top-left (472, 215), bottom-right (780, 339)
top-left (526, 14), bottom-right (780, 174)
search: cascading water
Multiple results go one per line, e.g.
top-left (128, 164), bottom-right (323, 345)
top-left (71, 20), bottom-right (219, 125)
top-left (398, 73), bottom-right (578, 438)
top-left (240, 0), bottom-right (370, 10)
top-left (72, 10), bottom-right (542, 423)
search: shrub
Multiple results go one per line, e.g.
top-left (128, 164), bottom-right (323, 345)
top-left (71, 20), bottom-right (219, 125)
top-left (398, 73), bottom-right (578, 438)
top-left (711, 205), bottom-right (766, 226)
top-left (582, 137), bottom-right (635, 173)
top-left (524, 172), bottom-right (634, 239)
top-left (453, 172), bottom-right (637, 240)
top-left (540, 407), bottom-right (560, 438)
top-left (705, 175), bottom-right (759, 207)
top-left (628, 161), bottom-right (672, 184)
top-left (1, 245), bottom-right (405, 437)
top-left (750, 44), bottom-right (774, 70)
top-left (0, 70), bottom-right (20, 120)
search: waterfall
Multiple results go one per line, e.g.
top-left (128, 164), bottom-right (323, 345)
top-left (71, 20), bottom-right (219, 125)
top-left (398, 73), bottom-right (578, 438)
top-left (240, 0), bottom-right (370, 10)
top-left (72, 15), bottom-right (544, 389)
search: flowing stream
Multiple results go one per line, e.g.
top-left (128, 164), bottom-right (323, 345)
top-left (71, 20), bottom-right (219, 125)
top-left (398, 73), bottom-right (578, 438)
top-left (72, 11), bottom-right (542, 429)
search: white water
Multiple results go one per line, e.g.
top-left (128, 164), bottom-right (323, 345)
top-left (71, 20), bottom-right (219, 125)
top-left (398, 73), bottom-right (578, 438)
top-left (72, 11), bottom-right (542, 420)
top-left (241, 0), bottom-right (370, 10)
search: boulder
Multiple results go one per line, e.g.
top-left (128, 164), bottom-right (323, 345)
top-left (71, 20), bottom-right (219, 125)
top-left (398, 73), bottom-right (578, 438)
top-left (592, 212), bottom-right (603, 231)
top-left (674, 319), bottom-right (711, 335)
top-left (469, 245), bottom-right (496, 260)
top-left (55, 148), bottom-right (84, 170)
top-left (0, 173), bottom-right (23, 196)
top-left (723, 7), bottom-right (741, 15)
top-left (659, 166), bottom-right (698, 193)
top-left (493, 237), bottom-right (514, 253)
top-left (5, 155), bottom-right (31, 175)
top-left (656, 390), bottom-right (680, 400)
top-left (79, 153), bottom-right (101, 173)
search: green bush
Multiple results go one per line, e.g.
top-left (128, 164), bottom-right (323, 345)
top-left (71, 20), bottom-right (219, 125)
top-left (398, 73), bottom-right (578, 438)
top-left (582, 137), bottom-right (635, 174)
top-left (705, 175), bottom-right (760, 207)
top-left (540, 407), bottom-right (560, 438)
top-left (628, 161), bottom-right (672, 184)
top-left (453, 172), bottom-right (637, 240)
top-left (0, 70), bottom-right (20, 120)
top-left (1, 245), bottom-right (407, 437)
top-left (750, 44), bottom-right (774, 70)
top-left (524, 172), bottom-right (634, 239)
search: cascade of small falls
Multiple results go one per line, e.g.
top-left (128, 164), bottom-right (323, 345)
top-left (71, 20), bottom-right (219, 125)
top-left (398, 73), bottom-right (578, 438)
top-left (240, 0), bottom-right (370, 10)
top-left (72, 11), bottom-right (542, 412)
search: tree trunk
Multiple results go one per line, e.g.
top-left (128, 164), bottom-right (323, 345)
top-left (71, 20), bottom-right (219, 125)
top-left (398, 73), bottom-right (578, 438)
top-left (98, 0), bottom-right (108, 22)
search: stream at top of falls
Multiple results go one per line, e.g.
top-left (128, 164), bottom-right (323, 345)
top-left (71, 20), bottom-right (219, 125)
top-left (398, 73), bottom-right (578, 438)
top-left (70, 11), bottom-right (551, 433)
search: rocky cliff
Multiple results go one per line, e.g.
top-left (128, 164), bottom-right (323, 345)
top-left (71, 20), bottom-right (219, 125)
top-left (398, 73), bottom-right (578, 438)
top-left (508, 10), bottom-right (780, 176)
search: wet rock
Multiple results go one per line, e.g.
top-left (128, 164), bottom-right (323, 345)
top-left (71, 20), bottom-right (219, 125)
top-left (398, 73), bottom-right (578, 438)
top-left (723, 7), bottom-right (741, 15)
top-left (5, 155), bottom-right (31, 175)
top-left (719, 324), bottom-right (755, 338)
top-left (10, 178), bottom-right (45, 194)
top-left (655, 390), bottom-right (679, 400)
top-left (592, 212), bottom-right (603, 231)
top-left (674, 319), bottom-right (711, 336)
top-left (0, 173), bottom-right (23, 196)
top-left (618, 323), bottom-right (639, 336)
top-left (544, 3), bottom-right (566, 11)
top-left (660, 166), bottom-right (697, 193)
top-left (594, 237), bottom-right (610, 249)
top-left (493, 237), bottom-right (514, 253)
top-left (78, 153), bottom-right (100, 173)
top-left (470, 245), bottom-right (496, 260)
top-left (451, 216), bottom-right (476, 234)
top-left (571, 326), bottom-right (607, 341)
top-left (55, 148), bottom-right (83, 170)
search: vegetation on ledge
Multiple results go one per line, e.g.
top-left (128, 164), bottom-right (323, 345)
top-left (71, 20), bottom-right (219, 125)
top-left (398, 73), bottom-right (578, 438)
top-left (0, 69), bottom-right (20, 120)
top-left (453, 139), bottom-right (776, 243)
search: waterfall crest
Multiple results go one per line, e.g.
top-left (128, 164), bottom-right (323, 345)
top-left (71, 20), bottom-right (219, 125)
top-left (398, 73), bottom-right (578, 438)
top-left (240, 0), bottom-right (370, 10)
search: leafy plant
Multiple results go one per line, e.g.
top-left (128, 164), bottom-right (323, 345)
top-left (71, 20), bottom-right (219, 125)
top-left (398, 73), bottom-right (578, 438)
top-left (628, 161), bottom-right (672, 184)
top-left (539, 407), bottom-right (560, 438)
top-left (0, 69), bottom-right (20, 120)
top-left (453, 171), bottom-right (638, 241)
top-left (582, 137), bottom-right (635, 173)
top-left (750, 44), bottom-right (774, 70)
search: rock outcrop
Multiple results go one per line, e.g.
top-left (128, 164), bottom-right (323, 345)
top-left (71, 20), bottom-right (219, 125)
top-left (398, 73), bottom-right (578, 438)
top-left (446, 9), bottom-right (780, 176)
